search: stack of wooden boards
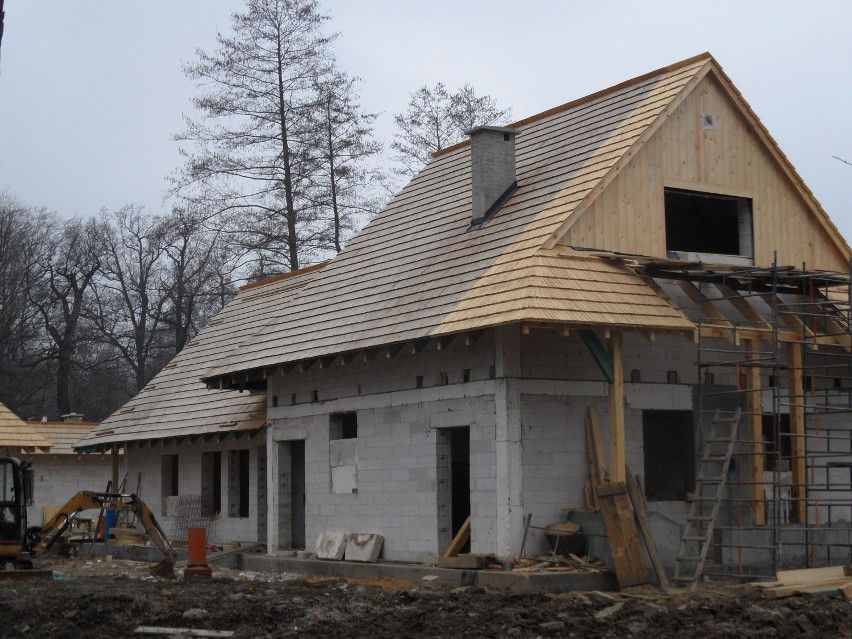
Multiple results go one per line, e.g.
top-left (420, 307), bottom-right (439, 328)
top-left (749, 565), bottom-right (852, 599)
top-left (585, 407), bottom-right (669, 590)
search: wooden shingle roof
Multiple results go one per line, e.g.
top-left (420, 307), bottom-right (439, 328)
top-left (76, 265), bottom-right (323, 449)
top-left (0, 403), bottom-right (51, 452)
top-left (27, 421), bottom-right (102, 455)
top-left (205, 54), bottom-right (708, 380)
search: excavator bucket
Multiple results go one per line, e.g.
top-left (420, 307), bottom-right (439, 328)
top-left (150, 557), bottom-right (176, 579)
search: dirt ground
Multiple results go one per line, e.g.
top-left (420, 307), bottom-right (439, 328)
top-left (1, 558), bottom-right (852, 638)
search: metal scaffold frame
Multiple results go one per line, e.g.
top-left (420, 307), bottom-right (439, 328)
top-left (639, 256), bottom-right (852, 581)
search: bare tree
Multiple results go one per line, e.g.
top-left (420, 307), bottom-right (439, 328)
top-left (28, 216), bottom-right (102, 416)
top-left (311, 70), bottom-right (384, 253)
top-left (91, 206), bottom-right (168, 393)
top-left (172, 0), bottom-right (335, 273)
top-left (0, 193), bottom-right (53, 414)
top-left (159, 207), bottom-right (237, 353)
top-left (392, 82), bottom-right (511, 177)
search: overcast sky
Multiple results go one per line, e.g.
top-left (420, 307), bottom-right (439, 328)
top-left (1, 1), bottom-right (851, 241)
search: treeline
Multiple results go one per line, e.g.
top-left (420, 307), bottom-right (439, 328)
top-left (0, 0), bottom-right (510, 422)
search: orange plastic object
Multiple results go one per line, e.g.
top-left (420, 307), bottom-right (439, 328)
top-left (187, 528), bottom-right (208, 566)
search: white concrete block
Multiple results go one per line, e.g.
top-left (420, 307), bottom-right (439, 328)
top-left (344, 533), bottom-right (384, 562)
top-left (315, 531), bottom-right (348, 560)
top-left (331, 465), bottom-right (357, 494)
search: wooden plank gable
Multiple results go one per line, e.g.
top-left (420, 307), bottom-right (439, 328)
top-left (557, 67), bottom-right (851, 271)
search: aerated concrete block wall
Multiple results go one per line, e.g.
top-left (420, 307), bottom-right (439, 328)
top-left (268, 335), bottom-right (497, 563)
top-left (124, 439), bottom-right (265, 545)
top-left (23, 454), bottom-right (116, 526)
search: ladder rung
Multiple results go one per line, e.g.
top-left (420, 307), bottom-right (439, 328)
top-left (701, 455), bottom-right (728, 462)
top-left (676, 555), bottom-right (702, 562)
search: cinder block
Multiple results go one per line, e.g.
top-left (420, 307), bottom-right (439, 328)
top-left (315, 531), bottom-right (347, 560)
top-left (420, 575), bottom-right (440, 590)
top-left (344, 533), bottom-right (384, 562)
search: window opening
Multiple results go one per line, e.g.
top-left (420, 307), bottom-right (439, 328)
top-left (228, 449), bottom-right (250, 518)
top-left (330, 413), bottom-right (358, 494)
top-left (161, 454), bottom-right (179, 516)
top-left (201, 451), bottom-right (222, 516)
top-left (642, 410), bottom-right (695, 501)
top-left (664, 188), bottom-right (753, 259)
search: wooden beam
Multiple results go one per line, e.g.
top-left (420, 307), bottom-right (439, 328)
top-left (411, 338), bottom-right (430, 355)
top-left (609, 331), bottom-right (625, 484)
top-left (677, 280), bottom-right (729, 323)
top-left (787, 342), bottom-right (807, 524)
top-left (585, 406), bottom-right (608, 485)
top-left (744, 338), bottom-right (766, 526)
top-left (341, 351), bottom-right (360, 365)
top-left (386, 343), bottom-right (405, 358)
top-left (579, 329), bottom-right (613, 383)
top-left (713, 283), bottom-right (773, 330)
top-left (437, 334), bottom-right (455, 350)
top-left (626, 468), bottom-right (670, 591)
top-left (464, 329), bottom-right (485, 346)
top-left (442, 515), bottom-right (471, 558)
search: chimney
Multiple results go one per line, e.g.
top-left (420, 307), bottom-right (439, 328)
top-left (468, 125), bottom-right (518, 226)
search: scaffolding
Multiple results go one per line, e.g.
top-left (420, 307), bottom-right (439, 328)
top-left (642, 258), bottom-right (852, 581)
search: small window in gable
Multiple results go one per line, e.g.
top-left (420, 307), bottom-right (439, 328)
top-left (664, 188), bottom-right (753, 262)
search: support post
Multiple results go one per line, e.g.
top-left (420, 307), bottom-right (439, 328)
top-left (267, 427), bottom-right (279, 554)
top-left (495, 325), bottom-right (523, 559)
top-left (608, 331), bottom-right (625, 483)
top-left (787, 342), bottom-right (807, 523)
top-left (744, 339), bottom-right (765, 525)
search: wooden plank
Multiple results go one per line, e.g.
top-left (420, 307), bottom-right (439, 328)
top-left (437, 554), bottom-right (489, 570)
top-left (764, 578), bottom-right (852, 599)
top-left (776, 565), bottom-right (852, 583)
top-left (597, 482), bottom-right (649, 588)
top-left (134, 628), bottom-right (234, 638)
top-left (442, 515), bottom-right (471, 558)
top-left (626, 468), bottom-right (670, 591)
top-left (743, 338), bottom-right (766, 526)
top-left (786, 342), bottom-right (807, 524)
top-left (608, 331), bottom-right (625, 483)
top-left (585, 406), bottom-right (608, 485)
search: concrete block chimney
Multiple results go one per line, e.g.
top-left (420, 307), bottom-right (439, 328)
top-left (468, 126), bottom-right (518, 226)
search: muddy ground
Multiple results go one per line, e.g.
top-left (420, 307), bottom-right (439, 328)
top-left (1, 558), bottom-right (852, 638)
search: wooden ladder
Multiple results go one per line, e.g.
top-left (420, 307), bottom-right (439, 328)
top-left (673, 409), bottom-right (741, 586)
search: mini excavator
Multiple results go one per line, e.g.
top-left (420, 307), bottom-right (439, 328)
top-left (0, 456), bottom-right (175, 578)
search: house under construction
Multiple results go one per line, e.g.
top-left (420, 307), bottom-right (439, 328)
top-left (78, 53), bottom-right (852, 583)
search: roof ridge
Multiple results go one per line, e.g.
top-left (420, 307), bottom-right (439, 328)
top-left (239, 261), bottom-right (329, 292)
top-left (432, 52), bottom-right (712, 160)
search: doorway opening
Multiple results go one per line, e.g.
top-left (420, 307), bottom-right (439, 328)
top-left (437, 427), bottom-right (470, 553)
top-left (277, 440), bottom-right (306, 550)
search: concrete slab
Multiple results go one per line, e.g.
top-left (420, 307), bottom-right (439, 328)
top-left (344, 534), bottom-right (383, 563)
top-left (315, 532), bottom-right (347, 560)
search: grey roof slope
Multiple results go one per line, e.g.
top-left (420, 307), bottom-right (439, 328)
top-left (76, 265), bottom-right (323, 449)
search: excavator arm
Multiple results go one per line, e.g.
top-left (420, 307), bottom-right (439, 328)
top-left (25, 491), bottom-right (176, 578)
